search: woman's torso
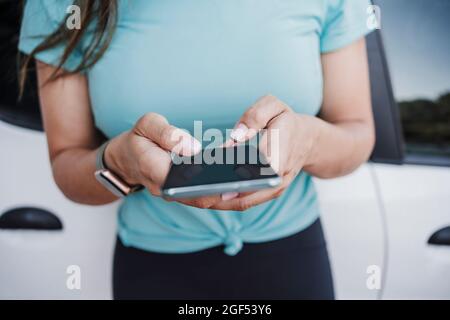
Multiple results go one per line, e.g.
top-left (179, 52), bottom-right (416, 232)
top-left (86, 0), bottom-right (327, 255)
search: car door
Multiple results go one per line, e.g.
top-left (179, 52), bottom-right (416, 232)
top-left (316, 26), bottom-right (402, 299)
top-left (320, 0), bottom-right (450, 300)
top-left (371, 0), bottom-right (450, 299)
top-left (0, 1), bottom-right (118, 300)
top-left (0, 121), bottom-right (119, 300)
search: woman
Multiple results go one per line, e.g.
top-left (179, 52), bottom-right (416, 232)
top-left (19, 0), bottom-right (375, 300)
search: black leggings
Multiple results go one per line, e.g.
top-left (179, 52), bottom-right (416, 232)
top-left (113, 219), bottom-right (334, 300)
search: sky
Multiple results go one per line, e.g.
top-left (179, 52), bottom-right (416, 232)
top-left (376, 0), bottom-right (450, 101)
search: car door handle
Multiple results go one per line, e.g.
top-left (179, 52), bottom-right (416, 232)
top-left (0, 207), bottom-right (63, 231)
top-left (428, 227), bottom-right (450, 246)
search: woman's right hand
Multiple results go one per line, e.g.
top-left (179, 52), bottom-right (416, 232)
top-left (104, 112), bottom-right (202, 197)
top-left (104, 112), bottom-right (233, 209)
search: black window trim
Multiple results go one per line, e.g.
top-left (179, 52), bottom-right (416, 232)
top-left (367, 29), bottom-right (405, 165)
top-left (403, 154), bottom-right (450, 168)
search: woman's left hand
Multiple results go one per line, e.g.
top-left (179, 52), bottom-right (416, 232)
top-left (210, 95), bottom-right (318, 211)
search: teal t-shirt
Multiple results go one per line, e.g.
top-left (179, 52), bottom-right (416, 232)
top-left (20, 0), bottom-right (372, 255)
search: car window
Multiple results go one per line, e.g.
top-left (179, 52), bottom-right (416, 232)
top-left (0, 0), bottom-right (42, 131)
top-left (376, 0), bottom-right (450, 159)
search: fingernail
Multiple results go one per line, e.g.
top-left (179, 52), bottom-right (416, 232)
top-left (183, 138), bottom-right (202, 154)
top-left (230, 123), bottom-right (248, 142)
top-left (221, 192), bottom-right (239, 201)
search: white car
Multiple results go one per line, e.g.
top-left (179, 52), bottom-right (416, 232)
top-left (0, 0), bottom-right (449, 300)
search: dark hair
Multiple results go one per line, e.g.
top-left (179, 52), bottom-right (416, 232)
top-left (19, 0), bottom-right (118, 96)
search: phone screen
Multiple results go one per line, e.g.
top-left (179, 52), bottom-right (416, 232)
top-left (162, 145), bottom-right (278, 189)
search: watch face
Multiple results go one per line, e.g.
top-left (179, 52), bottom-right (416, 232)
top-left (95, 170), bottom-right (130, 198)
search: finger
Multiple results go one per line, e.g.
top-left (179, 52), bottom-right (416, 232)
top-left (258, 125), bottom-right (283, 174)
top-left (211, 171), bottom-right (296, 211)
top-left (212, 187), bottom-right (281, 211)
top-left (258, 128), bottom-right (271, 162)
top-left (221, 139), bottom-right (238, 148)
top-left (140, 147), bottom-right (172, 186)
top-left (221, 192), bottom-right (239, 201)
top-left (135, 136), bottom-right (172, 186)
top-left (173, 194), bottom-right (224, 209)
top-left (134, 113), bottom-right (201, 156)
top-left (230, 95), bottom-right (289, 142)
top-left (144, 181), bottom-right (164, 197)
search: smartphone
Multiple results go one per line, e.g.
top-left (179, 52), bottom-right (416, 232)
top-left (161, 145), bottom-right (281, 199)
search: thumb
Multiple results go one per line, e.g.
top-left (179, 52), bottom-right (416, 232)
top-left (230, 95), bottom-right (288, 142)
top-left (134, 113), bottom-right (201, 156)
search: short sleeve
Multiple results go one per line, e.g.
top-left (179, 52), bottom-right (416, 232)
top-left (320, 0), bottom-right (374, 53)
top-left (19, 0), bottom-right (83, 71)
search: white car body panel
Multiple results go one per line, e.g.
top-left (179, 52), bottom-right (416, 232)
top-left (0, 121), bottom-right (117, 299)
top-left (315, 166), bottom-right (384, 300)
top-left (373, 164), bottom-right (450, 299)
top-left (1, 120), bottom-right (449, 299)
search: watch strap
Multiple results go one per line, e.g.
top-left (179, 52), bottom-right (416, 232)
top-left (95, 141), bottom-right (143, 197)
top-left (96, 141), bottom-right (109, 171)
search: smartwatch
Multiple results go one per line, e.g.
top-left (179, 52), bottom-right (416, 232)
top-left (94, 142), bottom-right (143, 197)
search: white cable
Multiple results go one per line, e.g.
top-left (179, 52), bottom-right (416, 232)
top-left (368, 164), bottom-right (389, 300)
